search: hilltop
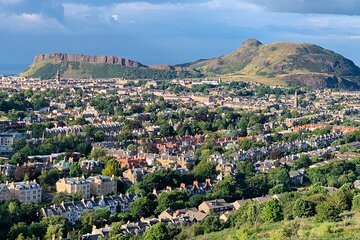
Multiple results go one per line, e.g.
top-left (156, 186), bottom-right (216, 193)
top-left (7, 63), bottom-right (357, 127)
top-left (183, 39), bottom-right (360, 89)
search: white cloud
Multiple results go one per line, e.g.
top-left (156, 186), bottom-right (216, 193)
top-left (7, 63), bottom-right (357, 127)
top-left (0, 12), bottom-right (67, 32)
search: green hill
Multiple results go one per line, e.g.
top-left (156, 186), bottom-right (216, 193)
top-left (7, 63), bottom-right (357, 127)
top-left (21, 61), bottom-right (202, 80)
top-left (185, 39), bottom-right (360, 89)
top-left (21, 53), bottom-right (203, 80)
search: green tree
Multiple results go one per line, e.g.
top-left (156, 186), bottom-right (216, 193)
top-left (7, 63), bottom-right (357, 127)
top-left (130, 197), bottom-right (156, 219)
top-left (262, 199), bottom-right (283, 222)
top-left (268, 168), bottom-right (290, 187)
top-left (294, 155), bottom-right (312, 169)
top-left (155, 191), bottom-right (188, 214)
top-left (292, 198), bottom-right (316, 218)
top-left (352, 195), bottom-right (360, 212)
top-left (90, 147), bottom-right (107, 160)
top-left (316, 201), bottom-right (341, 222)
top-left (143, 223), bottom-right (176, 240)
top-left (212, 175), bottom-right (242, 202)
top-left (69, 162), bottom-right (82, 177)
top-left (39, 169), bottom-right (60, 187)
top-left (191, 160), bottom-right (216, 182)
top-left (10, 152), bottom-right (26, 165)
top-left (202, 214), bottom-right (223, 233)
top-left (94, 130), bottom-right (105, 141)
top-left (102, 159), bottom-right (121, 177)
top-left (332, 188), bottom-right (352, 212)
top-left (159, 123), bottom-right (175, 137)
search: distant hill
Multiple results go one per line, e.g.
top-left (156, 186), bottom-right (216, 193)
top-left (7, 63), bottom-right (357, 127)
top-left (182, 39), bottom-right (360, 89)
top-left (21, 53), bottom-right (203, 80)
top-left (21, 41), bottom-right (360, 89)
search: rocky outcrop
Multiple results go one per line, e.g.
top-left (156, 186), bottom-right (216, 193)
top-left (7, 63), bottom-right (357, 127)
top-left (34, 53), bottom-right (144, 68)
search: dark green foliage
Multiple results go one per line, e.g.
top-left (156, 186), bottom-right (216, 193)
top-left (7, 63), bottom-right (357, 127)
top-left (292, 198), bottom-right (316, 218)
top-left (316, 201), bottom-right (341, 222)
top-left (143, 222), bottom-right (179, 240)
top-left (191, 160), bottom-right (216, 182)
top-left (155, 191), bottom-right (189, 214)
top-left (261, 199), bottom-right (283, 222)
top-left (130, 197), bottom-right (156, 219)
top-left (202, 214), bottom-right (224, 233)
top-left (306, 158), bottom-right (360, 187)
top-left (210, 175), bottom-right (242, 202)
top-left (352, 194), bottom-right (360, 212)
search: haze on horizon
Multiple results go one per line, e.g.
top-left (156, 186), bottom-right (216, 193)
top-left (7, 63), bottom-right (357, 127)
top-left (1, 0), bottom-right (360, 74)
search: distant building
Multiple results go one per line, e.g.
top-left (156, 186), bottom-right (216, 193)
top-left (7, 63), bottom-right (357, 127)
top-left (56, 177), bottom-right (91, 198)
top-left (80, 160), bottom-right (104, 175)
top-left (88, 175), bottom-right (117, 196)
top-left (0, 183), bottom-right (13, 202)
top-left (289, 170), bottom-right (304, 186)
top-left (7, 180), bottom-right (42, 204)
top-left (41, 193), bottom-right (140, 223)
top-left (0, 132), bottom-right (23, 154)
top-left (198, 199), bottom-right (233, 215)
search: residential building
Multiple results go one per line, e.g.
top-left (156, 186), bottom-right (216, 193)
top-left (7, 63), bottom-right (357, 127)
top-left (198, 199), bottom-right (233, 215)
top-left (7, 180), bottom-right (42, 204)
top-left (88, 175), bottom-right (117, 196)
top-left (56, 177), bottom-right (91, 198)
top-left (41, 194), bottom-right (140, 223)
top-left (0, 183), bottom-right (13, 202)
top-left (0, 132), bottom-right (23, 154)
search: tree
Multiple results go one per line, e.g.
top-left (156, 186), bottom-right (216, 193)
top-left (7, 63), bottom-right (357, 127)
top-left (10, 152), bottom-right (26, 165)
top-left (202, 214), bottom-right (223, 233)
top-left (39, 169), bottom-right (60, 187)
top-left (90, 147), bottom-right (107, 160)
top-left (268, 168), bottom-right (290, 187)
top-left (245, 174), bottom-right (269, 198)
top-left (102, 159), bottom-right (121, 177)
top-left (212, 176), bottom-right (242, 202)
top-left (69, 162), bottom-right (82, 177)
top-left (332, 188), bottom-right (352, 212)
top-left (294, 155), bottom-right (312, 169)
top-left (155, 191), bottom-right (188, 214)
top-left (353, 195), bottom-right (360, 212)
top-left (94, 208), bottom-right (111, 228)
top-left (94, 130), bottom-right (105, 141)
top-left (292, 198), bottom-right (316, 218)
top-left (191, 160), bottom-right (216, 182)
top-left (143, 223), bottom-right (175, 240)
top-left (269, 184), bottom-right (289, 195)
top-left (159, 123), bottom-right (175, 137)
top-left (316, 201), bottom-right (341, 222)
top-left (8, 222), bottom-right (28, 240)
top-left (262, 199), bottom-right (283, 222)
top-left (130, 197), bottom-right (156, 219)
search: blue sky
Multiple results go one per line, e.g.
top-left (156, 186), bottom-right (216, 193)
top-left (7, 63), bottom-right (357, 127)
top-left (1, 0), bottom-right (360, 74)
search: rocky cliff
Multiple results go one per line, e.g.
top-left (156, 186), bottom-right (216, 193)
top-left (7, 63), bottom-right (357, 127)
top-left (33, 53), bottom-right (144, 68)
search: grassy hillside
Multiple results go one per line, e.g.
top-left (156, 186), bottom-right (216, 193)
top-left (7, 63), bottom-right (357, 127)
top-left (21, 62), bottom-right (203, 80)
top-left (192, 214), bottom-right (360, 240)
top-left (187, 39), bottom-right (360, 89)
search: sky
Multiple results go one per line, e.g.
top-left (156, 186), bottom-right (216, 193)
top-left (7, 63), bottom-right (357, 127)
top-left (1, 0), bottom-right (360, 74)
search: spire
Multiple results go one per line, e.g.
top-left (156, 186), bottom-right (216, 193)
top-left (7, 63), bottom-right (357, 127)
top-left (293, 90), bottom-right (298, 109)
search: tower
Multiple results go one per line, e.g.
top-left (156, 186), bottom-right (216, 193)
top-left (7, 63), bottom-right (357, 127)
top-left (294, 90), bottom-right (299, 109)
top-left (56, 69), bottom-right (61, 82)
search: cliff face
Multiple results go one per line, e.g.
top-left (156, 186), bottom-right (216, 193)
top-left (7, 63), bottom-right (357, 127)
top-left (34, 53), bottom-right (144, 68)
